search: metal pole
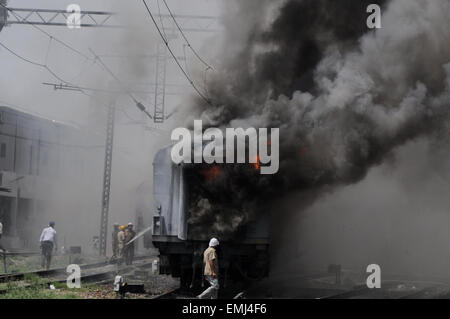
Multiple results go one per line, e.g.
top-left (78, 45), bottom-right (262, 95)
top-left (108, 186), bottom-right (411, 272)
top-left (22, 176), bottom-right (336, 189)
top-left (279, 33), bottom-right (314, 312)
top-left (99, 105), bottom-right (115, 256)
top-left (153, 42), bottom-right (168, 123)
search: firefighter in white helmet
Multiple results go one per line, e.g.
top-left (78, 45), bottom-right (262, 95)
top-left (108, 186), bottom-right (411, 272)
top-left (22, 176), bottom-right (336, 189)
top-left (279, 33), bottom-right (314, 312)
top-left (197, 238), bottom-right (220, 299)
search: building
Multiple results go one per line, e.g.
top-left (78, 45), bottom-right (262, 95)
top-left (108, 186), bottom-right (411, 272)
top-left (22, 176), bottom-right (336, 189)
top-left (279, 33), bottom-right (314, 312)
top-left (0, 105), bottom-right (98, 249)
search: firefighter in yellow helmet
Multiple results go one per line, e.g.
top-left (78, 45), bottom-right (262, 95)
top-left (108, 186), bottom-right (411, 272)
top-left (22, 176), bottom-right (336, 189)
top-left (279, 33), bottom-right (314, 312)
top-left (124, 223), bottom-right (136, 265)
top-left (117, 225), bottom-right (126, 264)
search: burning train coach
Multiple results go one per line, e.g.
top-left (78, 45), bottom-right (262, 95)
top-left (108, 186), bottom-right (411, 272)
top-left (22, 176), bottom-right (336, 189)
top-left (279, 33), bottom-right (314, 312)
top-left (149, 145), bottom-right (270, 287)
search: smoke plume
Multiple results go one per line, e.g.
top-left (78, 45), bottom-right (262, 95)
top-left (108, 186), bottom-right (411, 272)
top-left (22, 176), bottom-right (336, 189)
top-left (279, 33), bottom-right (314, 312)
top-left (185, 0), bottom-right (450, 240)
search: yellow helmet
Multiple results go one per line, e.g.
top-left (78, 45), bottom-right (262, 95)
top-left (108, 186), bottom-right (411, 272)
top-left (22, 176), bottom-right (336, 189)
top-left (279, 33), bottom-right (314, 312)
top-left (120, 225), bottom-right (126, 231)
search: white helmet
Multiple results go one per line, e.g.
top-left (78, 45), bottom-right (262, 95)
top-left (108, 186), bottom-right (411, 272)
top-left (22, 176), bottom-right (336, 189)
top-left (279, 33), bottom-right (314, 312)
top-left (209, 238), bottom-right (219, 247)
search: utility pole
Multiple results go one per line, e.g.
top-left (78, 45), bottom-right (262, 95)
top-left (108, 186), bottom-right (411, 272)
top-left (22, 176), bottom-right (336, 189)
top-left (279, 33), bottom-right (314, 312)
top-left (153, 41), bottom-right (170, 123)
top-left (99, 105), bottom-right (115, 256)
top-left (40, 78), bottom-right (120, 257)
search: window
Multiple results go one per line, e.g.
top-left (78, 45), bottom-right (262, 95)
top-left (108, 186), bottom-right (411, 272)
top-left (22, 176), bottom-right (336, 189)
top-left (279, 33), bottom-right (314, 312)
top-left (0, 143), bottom-right (6, 158)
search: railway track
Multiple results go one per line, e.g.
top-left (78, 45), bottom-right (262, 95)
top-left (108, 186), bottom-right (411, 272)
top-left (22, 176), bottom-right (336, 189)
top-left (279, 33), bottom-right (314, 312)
top-left (1, 250), bottom-right (41, 256)
top-left (318, 280), bottom-right (450, 299)
top-left (8, 262), bottom-right (448, 299)
top-left (150, 284), bottom-right (251, 299)
top-left (0, 255), bottom-right (156, 294)
top-left (151, 287), bottom-right (181, 299)
top-left (0, 255), bottom-right (152, 283)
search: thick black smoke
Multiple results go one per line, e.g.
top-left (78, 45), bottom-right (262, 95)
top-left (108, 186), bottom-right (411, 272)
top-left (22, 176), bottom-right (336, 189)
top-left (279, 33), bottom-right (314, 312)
top-left (186, 0), bottom-right (450, 240)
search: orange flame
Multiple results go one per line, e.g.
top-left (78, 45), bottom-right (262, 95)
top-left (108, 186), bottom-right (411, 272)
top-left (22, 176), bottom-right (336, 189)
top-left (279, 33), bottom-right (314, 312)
top-left (253, 156), bottom-right (261, 170)
top-left (202, 166), bottom-right (221, 181)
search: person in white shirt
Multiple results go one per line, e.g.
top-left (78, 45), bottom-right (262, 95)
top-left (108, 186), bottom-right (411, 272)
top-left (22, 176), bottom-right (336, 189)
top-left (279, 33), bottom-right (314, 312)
top-left (39, 221), bottom-right (57, 270)
top-left (197, 238), bottom-right (220, 299)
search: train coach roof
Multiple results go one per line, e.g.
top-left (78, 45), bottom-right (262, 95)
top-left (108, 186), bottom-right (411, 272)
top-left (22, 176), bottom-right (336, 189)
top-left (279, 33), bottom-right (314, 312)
top-left (154, 144), bottom-right (175, 165)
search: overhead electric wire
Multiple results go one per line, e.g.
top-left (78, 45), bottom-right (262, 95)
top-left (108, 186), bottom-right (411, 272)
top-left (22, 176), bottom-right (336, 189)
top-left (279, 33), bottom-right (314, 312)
top-left (89, 48), bottom-right (137, 101)
top-left (89, 48), bottom-right (154, 120)
top-left (161, 0), bottom-right (213, 70)
top-left (0, 45), bottom-right (137, 138)
top-left (0, 5), bottom-right (166, 151)
top-left (0, 41), bottom-right (82, 87)
top-left (0, 2), bottom-right (184, 123)
top-left (0, 41), bottom-right (155, 124)
top-left (0, 45), bottom-right (162, 134)
top-left (182, 43), bottom-right (211, 101)
top-left (142, 0), bottom-right (212, 106)
top-left (0, 41), bottom-right (43, 67)
top-left (202, 63), bottom-right (212, 101)
top-left (42, 82), bottom-right (182, 96)
top-left (0, 4), bottom-right (98, 88)
top-left (0, 3), bottom-right (118, 88)
top-left (42, 83), bottom-right (163, 139)
top-left (182, 44), bottom-right (192, 78)
top-left (63, 86), bottom-right (162, 135)
top-left (67, 57), bottom-right (94, 84)
top-left (0, 3), bottom-right (144, 95)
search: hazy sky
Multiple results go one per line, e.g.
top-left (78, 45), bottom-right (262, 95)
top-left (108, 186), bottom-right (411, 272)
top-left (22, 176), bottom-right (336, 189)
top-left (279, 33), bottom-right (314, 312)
top-left (0, 0), bottom-right (221, 127)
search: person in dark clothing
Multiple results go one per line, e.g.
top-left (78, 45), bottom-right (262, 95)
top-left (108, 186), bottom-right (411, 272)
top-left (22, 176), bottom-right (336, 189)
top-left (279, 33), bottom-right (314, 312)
top-left (0, 220), bottom-right (4, 251)
top-left (111, 223), bottom-right (120, 259)
top-left (124, 223), bottom-right (136, 265)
